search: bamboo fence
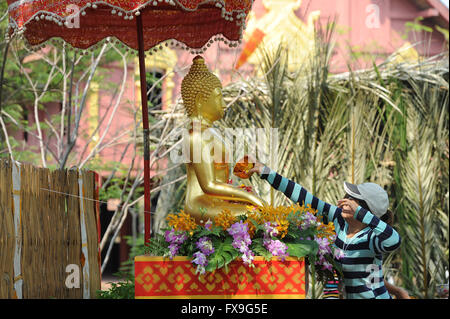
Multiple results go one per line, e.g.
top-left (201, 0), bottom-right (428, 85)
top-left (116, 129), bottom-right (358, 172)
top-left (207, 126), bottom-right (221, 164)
top-left (0, 159), bottom-right (101, 299)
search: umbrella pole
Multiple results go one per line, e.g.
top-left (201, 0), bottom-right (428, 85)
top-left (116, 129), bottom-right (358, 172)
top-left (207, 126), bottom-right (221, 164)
top-left (136, 15), bottom-right (151, 245)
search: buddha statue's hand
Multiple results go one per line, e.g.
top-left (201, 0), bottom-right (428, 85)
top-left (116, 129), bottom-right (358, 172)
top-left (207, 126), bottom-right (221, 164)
top-left (225, 184), bottom-right (266, 207)
top-left (246, 193), bottom-right (267, 207)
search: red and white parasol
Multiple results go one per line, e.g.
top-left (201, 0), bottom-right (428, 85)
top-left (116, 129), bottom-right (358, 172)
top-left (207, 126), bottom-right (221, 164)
top-left (6, 0), bottom-right (254, 244)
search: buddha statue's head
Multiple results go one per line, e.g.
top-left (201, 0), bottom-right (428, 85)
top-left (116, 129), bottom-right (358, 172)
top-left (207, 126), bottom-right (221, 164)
top-left (181, 56), bottom-right (226, 124)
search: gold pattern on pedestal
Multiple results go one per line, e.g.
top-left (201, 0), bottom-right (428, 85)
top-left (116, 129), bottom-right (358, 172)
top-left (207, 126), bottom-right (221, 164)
top-left (135, 256), bottom-right (306, 298)
top-left (181, 56), bottom-right (267, 222)
top-left (243, 0), bottom-right (320, 72)
top-left (190, 282), bottom-right (199, 290)
top-left (135, 266), bottom-right (159, 292)
top-left (284, 282), bottom-right (297, 292)
top-left (284, 266), bottom-right (293, 275)
top-left (293, 273), bottom-right (303, 284)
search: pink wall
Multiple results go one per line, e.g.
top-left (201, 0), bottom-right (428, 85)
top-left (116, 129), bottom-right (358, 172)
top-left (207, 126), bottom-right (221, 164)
top-left (266, 0), bottom-right (446, 72)
top-left (169, 0), bottom-right (448, 98)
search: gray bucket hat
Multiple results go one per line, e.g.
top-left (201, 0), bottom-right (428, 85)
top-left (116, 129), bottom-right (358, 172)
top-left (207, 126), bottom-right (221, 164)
top-left (343, 182), bottom-right (389, 218)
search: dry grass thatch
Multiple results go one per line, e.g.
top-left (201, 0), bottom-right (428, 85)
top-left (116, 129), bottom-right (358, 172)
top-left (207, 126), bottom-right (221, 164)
top-left (0, 158), bottom-right (101, 298)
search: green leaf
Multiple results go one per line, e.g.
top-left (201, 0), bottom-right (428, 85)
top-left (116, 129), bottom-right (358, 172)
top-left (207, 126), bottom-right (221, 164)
top-left (297, 227), bottom-right (317, 239)
top-left (324, 254), bottom-right (343, 277)
top-left (206, 237), bottom-right (239, 271)
top-left (217, 255), bottom-right (225, 269)
top-left (251, 241), bottom-right (273, 261)
top-left (223, 251), bottom-right (233, 265)
top-left (195, 226), bottom-right (222, 238)
top-left (436, 25), bottom-right (449, 42)
top-left (286, 241), bottom-right (318, 259)
top-left (205, 259), bottom-right (217, 273)
top-left (144, 233), bottom-right (169, 256)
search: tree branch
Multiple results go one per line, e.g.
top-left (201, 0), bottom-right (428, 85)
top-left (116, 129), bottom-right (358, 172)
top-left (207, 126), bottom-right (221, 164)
top-left (0, 41), bottom-right (10, 150)
top-left (59, 43), bottom-right (107, 168)
top-left (79, 48), bottom-right (128, 169)
top-left (0, 114), bottom-right (13, 159)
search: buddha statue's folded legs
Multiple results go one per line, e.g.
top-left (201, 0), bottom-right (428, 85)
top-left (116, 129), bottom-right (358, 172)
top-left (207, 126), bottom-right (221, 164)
top-left (185, 193), bottom-right (257, 223)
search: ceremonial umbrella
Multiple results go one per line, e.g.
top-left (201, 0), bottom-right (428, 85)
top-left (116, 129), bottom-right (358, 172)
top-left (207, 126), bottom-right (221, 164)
top-left (6, 0), bottom-right (253, 244)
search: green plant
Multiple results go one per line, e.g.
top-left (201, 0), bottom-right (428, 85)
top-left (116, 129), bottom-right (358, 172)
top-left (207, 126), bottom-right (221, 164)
top-left (97, 235), bottom-right (147, 299)
top-left (395, 79), bottom-right (449, 298)
top-left (404, 17), bottom-right (434, 37)
top-left (96, 271), bottom-right (135, 299)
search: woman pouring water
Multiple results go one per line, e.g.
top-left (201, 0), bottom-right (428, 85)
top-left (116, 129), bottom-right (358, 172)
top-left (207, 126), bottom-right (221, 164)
top-left (241, 154), bottom-right (401, 299)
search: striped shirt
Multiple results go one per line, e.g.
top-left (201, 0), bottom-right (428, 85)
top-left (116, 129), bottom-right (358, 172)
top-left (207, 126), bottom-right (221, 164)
top-left (260, 166), bottom-right (401, 299)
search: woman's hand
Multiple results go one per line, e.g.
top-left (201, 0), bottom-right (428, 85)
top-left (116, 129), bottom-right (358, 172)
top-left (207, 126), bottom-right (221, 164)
top-left (384, 281), bottom-right (411, 299)
top-left (237, 154), bottom-right (265, 176)
top-left (337, 198), bottom-right (359, 216)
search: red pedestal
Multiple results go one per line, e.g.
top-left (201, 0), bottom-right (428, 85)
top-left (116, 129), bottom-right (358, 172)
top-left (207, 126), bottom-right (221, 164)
top-left (135, 256), bottom-right (306, 299)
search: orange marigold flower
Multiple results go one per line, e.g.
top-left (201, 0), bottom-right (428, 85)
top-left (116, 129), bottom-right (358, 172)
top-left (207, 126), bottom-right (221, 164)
top-left (316, 220), bottom-right (336, 240)
top-left (245, 220), bottom-right (256, 238)
top-left (246, 209), bottom-right (263, 224)
top-left (214, 209), bottom-right (237, 231)
top-left (276, 219), bottom-right (289, 239)
top-left (251, 204), bottom-right (291, 238)
top-left (245, 209), bottom-right (263, 238)
top-left (166, 210), bottom-right (197, 233)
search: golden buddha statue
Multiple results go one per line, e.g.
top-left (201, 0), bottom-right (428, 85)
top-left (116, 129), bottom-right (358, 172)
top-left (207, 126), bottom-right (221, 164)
top-left (181, 56), bottom-right (267, 222)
